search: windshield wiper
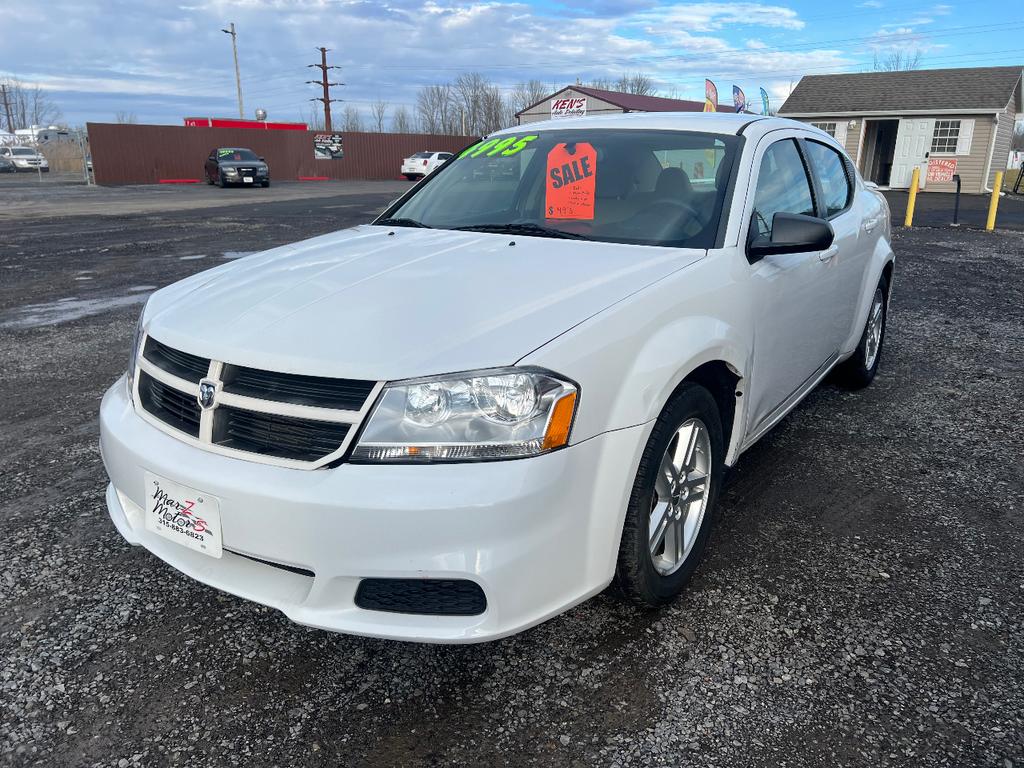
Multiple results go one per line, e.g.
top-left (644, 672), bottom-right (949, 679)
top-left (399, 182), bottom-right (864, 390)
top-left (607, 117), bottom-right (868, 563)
top-left (376, 217), bottom-right (431, 228)
top-left (452, 222), bottom-right (590, 240)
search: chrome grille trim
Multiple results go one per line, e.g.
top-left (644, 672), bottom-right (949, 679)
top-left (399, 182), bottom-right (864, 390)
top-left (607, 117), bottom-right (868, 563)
top-left (133, 333), bottom-right (384, 470)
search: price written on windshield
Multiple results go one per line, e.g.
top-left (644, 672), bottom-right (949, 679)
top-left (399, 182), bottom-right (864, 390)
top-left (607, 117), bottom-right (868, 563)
top-left (545, 142), bottom-right (597, 221)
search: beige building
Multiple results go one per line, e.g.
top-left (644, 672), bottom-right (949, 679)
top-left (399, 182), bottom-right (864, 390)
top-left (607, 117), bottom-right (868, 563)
top-left (516, 85), bottom-right (705, 125)
top-left (779, 66), bottom-right (1022, 194)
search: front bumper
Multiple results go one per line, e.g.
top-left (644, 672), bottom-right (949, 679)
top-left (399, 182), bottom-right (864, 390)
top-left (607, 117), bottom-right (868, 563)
top-left (100, 378), bottom-right (648, 643)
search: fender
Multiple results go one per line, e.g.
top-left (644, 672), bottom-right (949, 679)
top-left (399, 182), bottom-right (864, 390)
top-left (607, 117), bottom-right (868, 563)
top-left (519, 259), bottom-right (751, 460)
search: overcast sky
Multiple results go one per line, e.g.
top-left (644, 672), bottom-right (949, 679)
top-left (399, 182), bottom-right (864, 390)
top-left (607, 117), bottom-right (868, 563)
top-left (0, 0), bottom-right (1019, 128)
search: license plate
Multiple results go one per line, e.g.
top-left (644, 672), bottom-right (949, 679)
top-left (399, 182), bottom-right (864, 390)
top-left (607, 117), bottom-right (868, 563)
top-left (144, 472), bottom-right (223, 558)
top-left (243, 176), bottom-right (253, 183)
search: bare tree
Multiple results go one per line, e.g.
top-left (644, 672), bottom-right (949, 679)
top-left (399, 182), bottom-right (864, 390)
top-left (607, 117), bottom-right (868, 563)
top-left (616, 72), bottom-right (657, 96)
top-left (300, 104), bottom-right (325, 131)
top-left (341, 104), bottom-right (363, 132)
top-left (392, 105), bottom-right (414, 134)
top-left (873, 51), bottom-right (922, 71)
top-left (587, 77), bottom-right (615, 91)
top-left (370, 99), bottom-right (388, 132)
top-left (0, 77), bottom-right (62, 131)
top-left (416, 84), bottom-right (455, 134)
top-left (114, 111), bottom-right (137, 124)
top-left (508, 79), bottom-right (548, 116)
top-left (1013, 120), bottom-right (1024, 152)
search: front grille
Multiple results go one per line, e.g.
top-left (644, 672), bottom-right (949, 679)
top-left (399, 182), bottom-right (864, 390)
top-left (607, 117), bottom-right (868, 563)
top-left (223, 365), bottom-right (375, 411)
top-left (135, 335), bottom-right (377, 468)
top-left (355, 579), bottom-right (487, 616)
top-left (138, 371), bottom-right (201, 437)
top-left (144, 337), bottom-right (210, 382)
top-left (216, 407), bottom-right (351, 462)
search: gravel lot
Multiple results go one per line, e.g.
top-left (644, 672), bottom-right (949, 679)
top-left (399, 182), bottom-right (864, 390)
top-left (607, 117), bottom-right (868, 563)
top-left (1, 188), bottom-right (1022, 767)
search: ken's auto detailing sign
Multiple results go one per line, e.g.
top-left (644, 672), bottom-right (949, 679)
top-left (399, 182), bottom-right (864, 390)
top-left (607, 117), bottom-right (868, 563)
top-left (551, 97), bottom-right (586, 118)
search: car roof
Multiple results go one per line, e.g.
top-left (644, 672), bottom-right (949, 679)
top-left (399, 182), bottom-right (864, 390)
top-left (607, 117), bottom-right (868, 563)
top-left (490, 112), bottom-right (812, 137)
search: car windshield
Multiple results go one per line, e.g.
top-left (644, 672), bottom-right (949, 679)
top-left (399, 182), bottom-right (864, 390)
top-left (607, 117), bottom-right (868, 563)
top-left (382, 129), bottom-right (739, 248)
top-left (218, 148), bottom-right (258, 161)
top-left (12, 148), bottom-right (36, 156)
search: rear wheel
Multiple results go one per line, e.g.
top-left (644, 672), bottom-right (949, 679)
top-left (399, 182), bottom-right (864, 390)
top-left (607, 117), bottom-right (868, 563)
top-left (403, 173), bottom-right (417, 181)
top-left (834, 274), bottom-right (889, 389)
top-left (614, 383), bottom-right (724, 606)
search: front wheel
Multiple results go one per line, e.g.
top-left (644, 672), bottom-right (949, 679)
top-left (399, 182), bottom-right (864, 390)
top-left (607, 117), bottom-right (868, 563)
top-left (614, 383), bottom-right (724, 606)
top-left (834, 274), bottom-right (889, 389)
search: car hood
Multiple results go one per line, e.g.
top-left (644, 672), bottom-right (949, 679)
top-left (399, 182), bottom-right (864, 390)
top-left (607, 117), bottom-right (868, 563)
top-left (145, 225), bottom-right (704, 381)
top-left (218, 160), bottom-right (266, 169)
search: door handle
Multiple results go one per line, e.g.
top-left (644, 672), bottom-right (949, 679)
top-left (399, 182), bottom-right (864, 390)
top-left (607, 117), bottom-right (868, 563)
top-left (818, 245), bottom-right (839, 262)
top-left (863, 219), bottom-right (878, 233)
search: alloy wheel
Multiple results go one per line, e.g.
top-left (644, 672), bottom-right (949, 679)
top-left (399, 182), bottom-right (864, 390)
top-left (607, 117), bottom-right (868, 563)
top-left (649, 418), bottom-right (712, 576)
top-left (864, 288), bottom-right (885, 370)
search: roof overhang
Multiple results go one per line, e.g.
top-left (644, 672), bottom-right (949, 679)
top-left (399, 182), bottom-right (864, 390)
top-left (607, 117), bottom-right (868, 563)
top-left (780, 108), bottom-right (1004, 118)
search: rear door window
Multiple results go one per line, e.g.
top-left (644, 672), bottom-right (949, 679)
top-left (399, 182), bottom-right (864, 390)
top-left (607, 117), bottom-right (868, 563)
top-left (751, 139), bottom-right (815, 238)
top-left (803, 140), bottom-right (853, 218)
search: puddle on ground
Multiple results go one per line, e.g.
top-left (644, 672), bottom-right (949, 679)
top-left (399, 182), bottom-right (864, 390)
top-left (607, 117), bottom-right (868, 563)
top-left (0, 293), bottom-right (150, 329)
top-left (222, 251), bottom-right (257, 260)
top-left (179, 254), bottom-right (206, 261)
top-left (128, 285), bottom-right (156, 292)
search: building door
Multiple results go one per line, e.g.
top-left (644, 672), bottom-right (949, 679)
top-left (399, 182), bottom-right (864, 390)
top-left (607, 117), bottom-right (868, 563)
top-left (891, 118), bottom-right (934, 189)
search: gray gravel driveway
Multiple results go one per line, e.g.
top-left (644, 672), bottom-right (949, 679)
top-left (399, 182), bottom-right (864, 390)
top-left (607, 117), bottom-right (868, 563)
top-left (1, 195), bottom-right (1022, 767)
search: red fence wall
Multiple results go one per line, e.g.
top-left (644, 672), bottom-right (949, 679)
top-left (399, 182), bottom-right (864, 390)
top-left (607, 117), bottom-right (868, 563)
top-left (86, 123), bottom-right (477, 185)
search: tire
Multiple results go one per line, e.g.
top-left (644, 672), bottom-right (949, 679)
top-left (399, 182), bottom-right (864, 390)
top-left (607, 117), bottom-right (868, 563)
top-left (834, 273), bottom-right (889, 389)
top-left (614, 383), bottom-right (725, 606)
top-left (206, 172), bottom-right (214, 185)
top-left (217, 172), bottom-right (226, 188)
top-left (261, 180), bottom-right (270, 188)
top-left (403, 174), bottom-right (417, 181)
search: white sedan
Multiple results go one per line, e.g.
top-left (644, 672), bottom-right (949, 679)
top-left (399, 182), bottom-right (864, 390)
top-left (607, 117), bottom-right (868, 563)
top-left (401, 150), bottom-right (453, 180)
top-left (100, 113), bottom-right (894, 643)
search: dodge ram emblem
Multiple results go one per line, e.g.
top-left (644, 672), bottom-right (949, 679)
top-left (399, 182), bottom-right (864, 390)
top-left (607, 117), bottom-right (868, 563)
top-left (198, 380), bottom-right (217, 410)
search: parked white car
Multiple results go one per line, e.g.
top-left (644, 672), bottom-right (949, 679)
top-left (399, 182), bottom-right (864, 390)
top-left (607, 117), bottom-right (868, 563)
top-left (100, 113), bottom-right (894, 643)
top-left (401, 150), bottom-right (453, 180)
top-left (0, 146), bottom-right (49, 172)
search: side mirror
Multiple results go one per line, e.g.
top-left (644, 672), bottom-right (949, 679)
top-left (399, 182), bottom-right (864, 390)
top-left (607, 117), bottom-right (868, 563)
top-left (259, 157), bottom-right (266, 162)
top-left (747, 212), bottom-right (834, 262)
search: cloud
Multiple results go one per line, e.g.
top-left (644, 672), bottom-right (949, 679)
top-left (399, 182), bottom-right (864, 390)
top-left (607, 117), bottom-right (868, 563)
top-left (858, 0), bottom-right (883, 7)
top-left (637, 2), bottom-right (805, 32)
top-left (0, 0), bottom-right (851, 126)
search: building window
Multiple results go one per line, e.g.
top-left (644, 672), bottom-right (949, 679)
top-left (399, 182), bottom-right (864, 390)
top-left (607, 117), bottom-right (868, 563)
top-left (811, 122), bottom-right (837, 137)
top-left (931, 120), bottom-right (961, 155)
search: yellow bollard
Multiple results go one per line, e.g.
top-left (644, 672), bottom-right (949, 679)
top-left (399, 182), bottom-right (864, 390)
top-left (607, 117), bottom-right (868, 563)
top-left (904, 167), bottom-right (921, 227)
top-left (986, 171), bottom-right (1003, 231)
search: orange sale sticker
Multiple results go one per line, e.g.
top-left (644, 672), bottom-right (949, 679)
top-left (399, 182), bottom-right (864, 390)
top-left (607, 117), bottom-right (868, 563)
top-left (545, 142), bottom-right (597, 221)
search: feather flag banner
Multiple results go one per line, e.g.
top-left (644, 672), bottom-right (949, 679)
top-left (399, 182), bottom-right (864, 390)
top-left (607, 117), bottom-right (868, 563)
top-left (732, 85), bottom-right (747, 113)
top-left (704, 79), bottom-right (718, 112)
top-left (760, 87), bottom-right (770, 115)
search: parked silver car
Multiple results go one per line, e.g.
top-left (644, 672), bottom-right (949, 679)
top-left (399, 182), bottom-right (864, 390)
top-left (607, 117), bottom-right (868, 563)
top-left (0, 146), bottom-right (49, 172)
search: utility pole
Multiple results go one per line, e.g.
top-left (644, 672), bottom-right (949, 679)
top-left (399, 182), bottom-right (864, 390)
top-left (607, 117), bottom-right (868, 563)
top-left (0, 83), bottom-right (14, 132)
top-left (307, 47), bottom-right (343, 132)
top-left (221, 23), bottom-right (244, 119)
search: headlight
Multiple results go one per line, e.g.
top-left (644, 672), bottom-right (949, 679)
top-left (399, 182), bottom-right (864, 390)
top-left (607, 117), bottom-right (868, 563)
top-left (351, 368), bottom-right (578, 463)
top-left (224, 167), bottom-right (239, 175)
top-left (257, 167), bottom-right (268, 175)
top-left (126, 302), bottom-right (147, 396)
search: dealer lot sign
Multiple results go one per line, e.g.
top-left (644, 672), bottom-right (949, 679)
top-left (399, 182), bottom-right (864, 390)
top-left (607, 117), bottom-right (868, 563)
top-left (551, 97), bottom-right (586, 118)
